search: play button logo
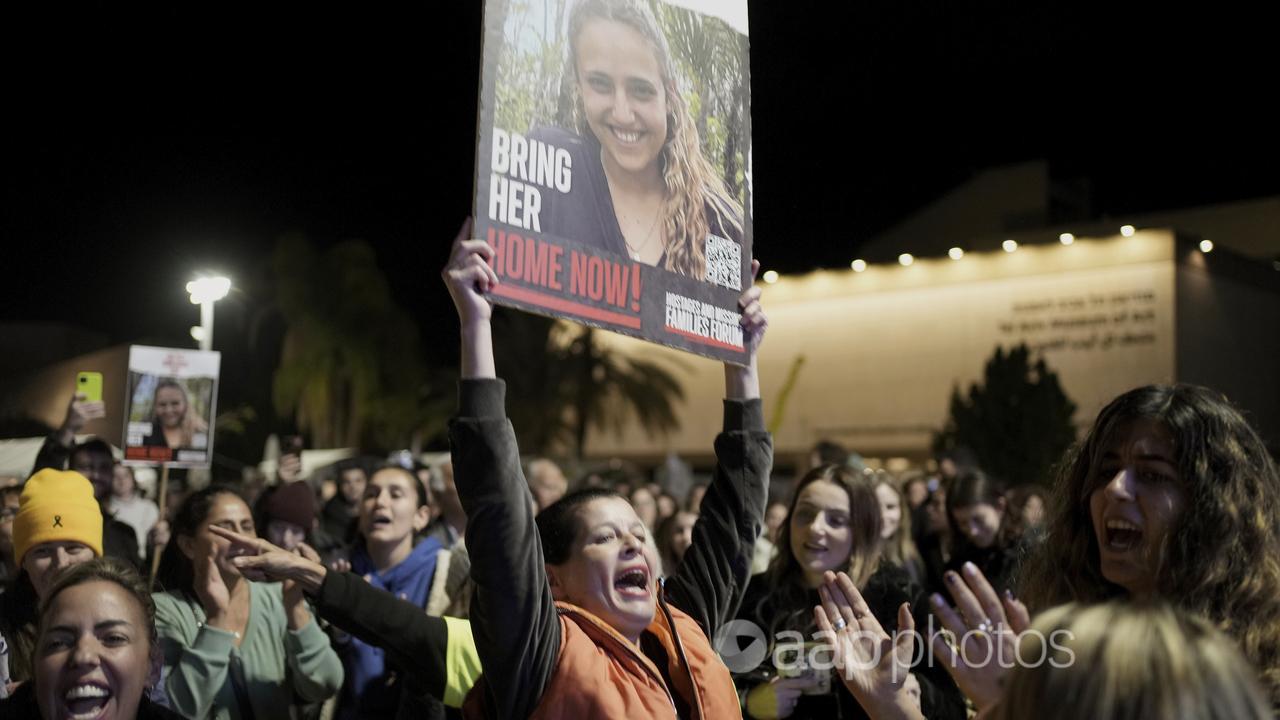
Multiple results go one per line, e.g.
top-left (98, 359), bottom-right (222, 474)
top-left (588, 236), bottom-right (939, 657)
top-left (714, 619), bottom-right (768, 673)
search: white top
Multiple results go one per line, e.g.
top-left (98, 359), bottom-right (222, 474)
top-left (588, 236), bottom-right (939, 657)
top-left (107, 494), bottom-right (160, 561)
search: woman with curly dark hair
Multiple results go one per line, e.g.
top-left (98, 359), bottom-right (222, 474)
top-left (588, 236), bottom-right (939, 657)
top-left (930, 384), bottom-right (1280, 711)
top-left (1018, 384), bottom-right (1280, 696)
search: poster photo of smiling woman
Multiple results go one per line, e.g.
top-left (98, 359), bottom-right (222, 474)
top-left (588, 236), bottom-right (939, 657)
top-left (122, 345), bottom-right (220, 468)
top-left (475, 0), bottom-right (754, 363)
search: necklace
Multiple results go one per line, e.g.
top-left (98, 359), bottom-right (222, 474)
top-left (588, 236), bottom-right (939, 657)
top-left (602, 145), bottom-right (664, 261)
top-left (624, 210), bottom-right (661, 261)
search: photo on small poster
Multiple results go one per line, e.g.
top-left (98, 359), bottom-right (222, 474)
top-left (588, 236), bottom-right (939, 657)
top-left (474, 0), bottom-right (753, 363)
top-left (122, 345), bottom-right (220, 468)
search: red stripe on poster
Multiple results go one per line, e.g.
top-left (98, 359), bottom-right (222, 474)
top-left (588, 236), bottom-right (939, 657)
top-left (664, 325), bottom-right (744, 352)
top-left (493, 284), bottom-right (642, 329)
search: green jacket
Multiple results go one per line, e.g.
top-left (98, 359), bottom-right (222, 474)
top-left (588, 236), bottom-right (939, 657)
top-left (154, 581), bottom-right (343, 720)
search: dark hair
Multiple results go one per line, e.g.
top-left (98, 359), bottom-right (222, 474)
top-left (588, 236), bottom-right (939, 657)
top-left (811, 440), bottom-right (849, 467)
top-left (0, 569), bottom-right (39, 683)
top-left (155, 484), bottom-right (248, 596)
top-left (536, 488), bottom-right (623, 565)
top-left (367, 463), bottom-right (429, 510)
top-left (757, 465), bottom-right (882, 638)
top-left (40, 557), bottom-right (158, 650)
top-left (71, 437), bottom-right (115, 462)
top-left (1006, 484), bottom-right (1048, 521)
top-left (335, 456), bottom-right (371, 477)
top-left (1017, 384), bottom-right (1280, 704)
top-left (946, 469), bottom-right (1023, 550)
top-left (655, 510), bottom-right (697, 575)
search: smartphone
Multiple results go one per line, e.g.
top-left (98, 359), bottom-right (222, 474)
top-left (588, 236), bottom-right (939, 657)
top-left (76, 372), bottom-right (103, 403)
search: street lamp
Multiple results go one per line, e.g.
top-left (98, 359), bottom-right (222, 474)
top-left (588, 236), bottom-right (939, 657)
top-left (186, 276), bottom-right (231, 351)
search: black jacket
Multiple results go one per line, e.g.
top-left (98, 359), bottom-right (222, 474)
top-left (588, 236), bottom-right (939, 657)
top-left (451, 378), bottom-right (771, 719)
top-left (735, 564), bottom-right (966, 720)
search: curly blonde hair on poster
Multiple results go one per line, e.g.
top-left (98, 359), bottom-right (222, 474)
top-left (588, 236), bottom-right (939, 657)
top-left (568, 0), bottom-right (743, 281)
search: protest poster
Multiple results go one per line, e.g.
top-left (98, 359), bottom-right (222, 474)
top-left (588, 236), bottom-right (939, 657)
top-left (122, 345), bottom-right (220, 467)
top-left (474, 0), bottom-right (753, 364)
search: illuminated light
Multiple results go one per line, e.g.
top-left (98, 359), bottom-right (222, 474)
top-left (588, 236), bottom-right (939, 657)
top-left (190, 326), bottom-right (206, 342)
top-left (898, 253), bottom-right (914, 267)
top-left (186, 276), bottom-right (232, 304)
top-left (1002, 239), bottom-right (1018, 253)
top-left (1199, 239), bottom-right (1214, 253)
top-left (1120, 225), bottom-right (1135, 237)
top-left (948, 247), bottom-right (964, 260)
top-left (851, 259), bottom-right (867, 272)
top-left (1059, 233), bottom-right (1075, 245)
top-left (762, 270), bottom-right (779, 284)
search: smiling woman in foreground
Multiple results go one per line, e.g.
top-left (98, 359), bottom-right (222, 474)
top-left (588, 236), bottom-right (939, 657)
top-left (0, 558), bottom-right (183, 719)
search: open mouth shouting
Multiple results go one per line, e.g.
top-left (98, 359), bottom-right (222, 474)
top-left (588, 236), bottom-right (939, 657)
top-left (60, 681), bottom-right (113, 720)
top-left (614, 565), bottom-right (652, 600)
top-left (1103, 517), bottom-right (1143, 552)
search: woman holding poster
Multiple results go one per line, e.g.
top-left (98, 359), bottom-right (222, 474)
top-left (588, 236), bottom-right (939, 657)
top-left (143, 379), bottom-right (209, 450)
top-left (535, 0), bottom-right (746, 290)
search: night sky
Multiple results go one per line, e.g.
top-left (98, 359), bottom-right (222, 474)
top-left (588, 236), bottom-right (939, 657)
top-left (4, 2), bottom-right (1277, 349)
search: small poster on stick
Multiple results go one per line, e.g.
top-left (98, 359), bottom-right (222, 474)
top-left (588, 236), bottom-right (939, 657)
top-left (474, 0), bottom-right (753, 364)
top-left (122, 345), bottom-right (220, 468)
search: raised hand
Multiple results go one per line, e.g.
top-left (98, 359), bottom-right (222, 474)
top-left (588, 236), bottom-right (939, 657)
top-left (277, 453), bottom-right (302, 483)
top-left (442, 217), bottom-right (498, 379)
top-left (57, 392), bottom-right (106, 444)
top-left (928, 561), bottom-right (1031, 711)
top-left (148, 520), bottom-right (171, 551)
top-left (814, 571), bottom-right (924, 720)
top-left (739, 259), bottom-right (768, 355)
top-left (442, 217), bottom-right (499, 326)
top-left (208, 525), bottom-right (327, 594)
top-left (193, 552), bottom-right (232, 627)
top-left (726, 258), bottom-right (766, 400)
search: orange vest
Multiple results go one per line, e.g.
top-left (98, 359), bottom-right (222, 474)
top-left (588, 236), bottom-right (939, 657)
top-left (464, 596), bottom-right (743, 719)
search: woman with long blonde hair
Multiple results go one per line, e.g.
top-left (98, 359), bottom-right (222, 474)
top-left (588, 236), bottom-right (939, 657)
top-left (990, 602), bottom-right (1273, 720)
top-left (874, 475), bottom-right (924, 587)
top-left (533, 0), bottom-right (746, 287)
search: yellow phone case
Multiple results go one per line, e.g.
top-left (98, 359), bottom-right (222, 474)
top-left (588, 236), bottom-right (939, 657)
top-left (76, 372), bottom-right (103, 403)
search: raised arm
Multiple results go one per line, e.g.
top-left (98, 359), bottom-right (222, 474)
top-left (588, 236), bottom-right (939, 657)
top-left (443, 219), bottom-right (561, 718)
top-left (664, 266), bottom-right (773, 638)
top-left (218, 526), bottom-right (483, 708)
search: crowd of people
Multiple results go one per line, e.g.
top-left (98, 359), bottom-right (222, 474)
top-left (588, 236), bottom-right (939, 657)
top-left (0, 222), bottom-right (1277, 720)
top-left (2, 1), bottom-right (1279, 714)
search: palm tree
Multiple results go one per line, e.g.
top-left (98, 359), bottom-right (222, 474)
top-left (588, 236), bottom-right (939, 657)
top-left (270, 235), bottom-right (447, 450)
top-left (659, 2), bottom-right (749, 197)
top-left (493, 309), bottom-right (686, 458)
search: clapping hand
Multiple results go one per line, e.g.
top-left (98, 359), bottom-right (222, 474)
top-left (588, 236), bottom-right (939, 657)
top-left (928, 562), bottom-right (1030, 711)
top-left (814, 571), bottom-right (925, 720)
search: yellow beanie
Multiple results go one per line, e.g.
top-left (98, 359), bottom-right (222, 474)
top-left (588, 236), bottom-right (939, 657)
top-left (14, 469), bottom-right (104, 567)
